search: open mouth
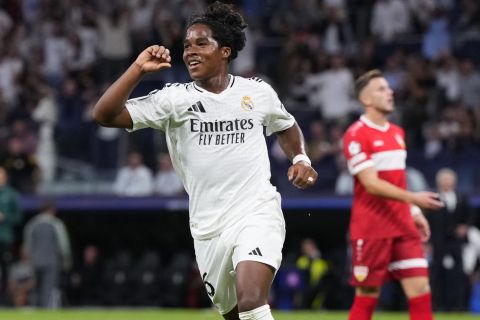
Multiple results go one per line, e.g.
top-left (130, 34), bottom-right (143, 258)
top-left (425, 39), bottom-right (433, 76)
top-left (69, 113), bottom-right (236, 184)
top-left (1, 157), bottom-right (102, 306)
top-left (188, 60), bottom-right (201, 69)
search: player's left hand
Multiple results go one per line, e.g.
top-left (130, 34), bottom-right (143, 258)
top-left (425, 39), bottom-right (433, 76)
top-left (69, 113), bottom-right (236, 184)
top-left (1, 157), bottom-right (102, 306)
top-left (288, 161), bottom-right (318, 189)
top-left (413, 211), bottom-right (431, 242)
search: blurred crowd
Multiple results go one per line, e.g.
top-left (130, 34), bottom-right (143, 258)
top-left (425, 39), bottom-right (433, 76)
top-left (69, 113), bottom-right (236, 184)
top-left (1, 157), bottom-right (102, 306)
top-left (0, 0), bottom-right (480, 195)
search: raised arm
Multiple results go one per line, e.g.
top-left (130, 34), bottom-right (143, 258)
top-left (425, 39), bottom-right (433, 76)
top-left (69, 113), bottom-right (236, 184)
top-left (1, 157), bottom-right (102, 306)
top-left (276, 122), bottom-right (318, 189)
top-left (92, 45), bottom-right (172, 128)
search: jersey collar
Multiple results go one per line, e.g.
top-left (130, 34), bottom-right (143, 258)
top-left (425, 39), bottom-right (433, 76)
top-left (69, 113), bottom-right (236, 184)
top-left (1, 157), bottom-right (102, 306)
top-left (360, 115), bottom-right (390, 132)
top-left (192, 74), bottom-right (236, 95)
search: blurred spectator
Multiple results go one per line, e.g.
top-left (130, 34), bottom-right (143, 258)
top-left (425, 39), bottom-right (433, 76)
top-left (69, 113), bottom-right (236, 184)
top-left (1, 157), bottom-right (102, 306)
top-left (296, 238), bottom-right (329, 309)
top-left (371, 0), bottom-right (411, 43)
top-left (407, 0), bottom-right (437, 33)
top-left (23, 201), bottom-right (72, 308)
top-left (454, 0), bottom-right (480, 42)
top-left (307, 121), bottom-right (335, 164)
top-left (32, 87), bottom-right (57, 183)
top-left (318, 5), bottom-right (353, 56)
top-left (402, 55), bottom-right (436, 146)
top-left (41, 21), bottom-right (70, 89)
top-left (153, 153), bottom-right (184, 196)
top-left (305, 121), bottom-right (342, 191)
top-left (7, 246), bottom-right (35, 307)
top-left (383, 50), bottom-right (407, 95)
top-left (85, 88), bottom-right (121, 175)
top-left (458, 57), bottom-right (480, 109)
top-left (0, 166), bottom-right (23, 302)
top-left (428, 168), bottom-right (473, 311)
top-left (422, 8), bottom-right (452, 60)
top-left (0, 45), bottom-right (24, 109)
top-left (97, 7), bottom-right (132, 83)
top-left (0, 8), bottom-right (13, 40)
top-left (113, 151), bottom-right (153, 196)
top-left (128, 0), bottom-right (155, 55)
top-left (55, 78), bottom-right (90, 162)
top-left (10, 119), bottom-right (37, 155)
top-left (0, 136), bottom-right (39, 194)
top-left (69, 244), bottom-right (103, 306)
top-left (435, 55), bottom-right (460, 103)
top-left (352, 39), bottom-right (382, 76)
top-left (305, 54), bottom-right (355, 122)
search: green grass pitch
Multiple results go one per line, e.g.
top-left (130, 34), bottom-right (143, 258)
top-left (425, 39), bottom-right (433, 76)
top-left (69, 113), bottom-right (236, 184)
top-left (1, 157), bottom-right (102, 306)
top-left (0, 309), bottom-right (478, 320)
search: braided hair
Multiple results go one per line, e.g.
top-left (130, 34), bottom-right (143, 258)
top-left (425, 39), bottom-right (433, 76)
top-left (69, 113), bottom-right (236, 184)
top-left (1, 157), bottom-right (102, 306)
top-left (187, 1), bottom-right (247, 61)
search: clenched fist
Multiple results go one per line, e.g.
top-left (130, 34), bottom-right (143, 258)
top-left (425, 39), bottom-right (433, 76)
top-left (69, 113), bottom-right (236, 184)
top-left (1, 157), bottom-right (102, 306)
top-left (134, 45), bottom-right (172, 73)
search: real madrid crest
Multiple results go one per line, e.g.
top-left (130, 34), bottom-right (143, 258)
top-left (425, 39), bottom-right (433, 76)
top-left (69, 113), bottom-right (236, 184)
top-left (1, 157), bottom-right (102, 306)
top-left (241, 95), bottom-right (254, 111)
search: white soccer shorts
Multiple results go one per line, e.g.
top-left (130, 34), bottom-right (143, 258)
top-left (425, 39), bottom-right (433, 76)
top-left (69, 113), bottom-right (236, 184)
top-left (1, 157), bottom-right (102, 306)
top-left (193, 200), bottom-right (286, 315)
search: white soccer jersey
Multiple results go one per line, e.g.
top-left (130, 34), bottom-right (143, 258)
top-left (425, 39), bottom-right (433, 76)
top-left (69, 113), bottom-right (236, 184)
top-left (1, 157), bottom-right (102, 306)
top-left (125, 75), bottom-right (295, 240)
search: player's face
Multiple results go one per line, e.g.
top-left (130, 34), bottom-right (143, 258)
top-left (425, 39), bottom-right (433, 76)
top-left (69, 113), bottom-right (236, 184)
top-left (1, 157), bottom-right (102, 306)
top-left (183, 24), bottom-right (227, 81)
top-left (365, 77), bottom-right (394, 114)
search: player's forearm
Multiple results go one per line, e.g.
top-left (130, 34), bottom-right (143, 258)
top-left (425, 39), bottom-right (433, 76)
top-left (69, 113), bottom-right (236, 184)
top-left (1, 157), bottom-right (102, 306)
top-left (93, 63), bottom-right (144, 125)
top-left (363, 177), bottom-right (415, 203)
top-left (276, 122), bottom-right (307, 161)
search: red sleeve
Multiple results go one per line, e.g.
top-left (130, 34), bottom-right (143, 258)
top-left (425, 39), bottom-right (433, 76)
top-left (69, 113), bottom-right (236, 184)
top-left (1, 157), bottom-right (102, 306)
top-left (342, 126), bottom-right (374, 175)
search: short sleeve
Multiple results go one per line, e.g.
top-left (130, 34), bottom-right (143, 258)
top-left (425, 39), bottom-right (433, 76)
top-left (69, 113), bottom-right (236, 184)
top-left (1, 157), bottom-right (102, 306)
top-left (342, 128), bottom-right (374, 175)
top-left (125, 87), bottom-right (173, 132)
top-left (264, 86), bottom-right (295, 136)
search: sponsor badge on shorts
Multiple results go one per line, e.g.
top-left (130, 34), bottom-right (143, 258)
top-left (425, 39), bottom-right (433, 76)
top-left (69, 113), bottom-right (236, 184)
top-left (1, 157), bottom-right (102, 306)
top-left (353, 265), bottom-right (369, 282)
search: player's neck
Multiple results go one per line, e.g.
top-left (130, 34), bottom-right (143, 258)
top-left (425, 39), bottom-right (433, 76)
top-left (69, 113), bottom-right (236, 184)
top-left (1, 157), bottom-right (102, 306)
top-left (195, 73), bottom-right (231, 94)
top-left (364, 111), bottom-right (388, 127)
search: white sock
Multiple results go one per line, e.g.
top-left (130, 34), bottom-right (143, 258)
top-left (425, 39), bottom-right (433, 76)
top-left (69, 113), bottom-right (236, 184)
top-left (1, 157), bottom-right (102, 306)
top-left (238, 304), bottom-right (274, 320)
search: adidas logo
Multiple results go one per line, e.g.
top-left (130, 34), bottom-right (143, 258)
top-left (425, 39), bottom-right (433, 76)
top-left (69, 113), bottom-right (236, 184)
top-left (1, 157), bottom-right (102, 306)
top-left (188, 101), bottom-right (206, 113)
top-left (248, 247), bottom-right (263, 256)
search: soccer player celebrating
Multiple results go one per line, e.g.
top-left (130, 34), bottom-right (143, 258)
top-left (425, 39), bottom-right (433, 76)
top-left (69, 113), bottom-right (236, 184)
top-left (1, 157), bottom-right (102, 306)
top-left (93, 2), bottom-right (317, 319)
top-left (342, 70), bottom-right (444, 320)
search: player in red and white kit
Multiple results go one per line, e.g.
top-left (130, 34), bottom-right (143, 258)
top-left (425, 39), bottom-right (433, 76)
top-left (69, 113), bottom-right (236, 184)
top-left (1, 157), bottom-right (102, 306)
top-left (343, 70), bottom-right (444, 320)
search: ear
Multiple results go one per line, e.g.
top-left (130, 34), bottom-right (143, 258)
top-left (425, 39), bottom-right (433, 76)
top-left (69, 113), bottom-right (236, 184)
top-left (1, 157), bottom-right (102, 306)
top-left (222, 47), bottom-right (231, 60)
top-left (359, 90), bottom-right (371, 106)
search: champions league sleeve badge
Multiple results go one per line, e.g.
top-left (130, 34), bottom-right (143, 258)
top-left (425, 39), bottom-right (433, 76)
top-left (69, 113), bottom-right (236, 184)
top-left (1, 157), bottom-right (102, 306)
top-left (348, 141), bottom-right (361, 156)
top-left (241, 95), bottom-right (254, 111)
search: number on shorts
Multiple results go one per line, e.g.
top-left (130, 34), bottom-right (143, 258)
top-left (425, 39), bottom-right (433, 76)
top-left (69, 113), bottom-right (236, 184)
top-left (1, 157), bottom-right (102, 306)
top-left (202, 272), bottom-right (215, 297)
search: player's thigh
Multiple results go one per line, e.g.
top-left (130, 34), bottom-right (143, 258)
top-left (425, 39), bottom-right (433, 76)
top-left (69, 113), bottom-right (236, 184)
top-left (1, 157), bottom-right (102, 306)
top-left (232, 211), bottom-right (285, 304)
top-left (235, 260), bottom-right (275, 311)
top-left (350, 238), bottom-right (394, 288)
top-left (400, 276), bottom-right (431, 298)
top-left (389, 235), bottom-right (429, 281)
top-left (194, 235), bottom-right (237, 315)
top-left (232, 211), bottom-right (285, 274)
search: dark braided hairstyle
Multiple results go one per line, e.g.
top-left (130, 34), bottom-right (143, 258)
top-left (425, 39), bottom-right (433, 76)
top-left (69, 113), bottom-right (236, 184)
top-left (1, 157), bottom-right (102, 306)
top-left (187, 1), bottom-right (247, 61)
